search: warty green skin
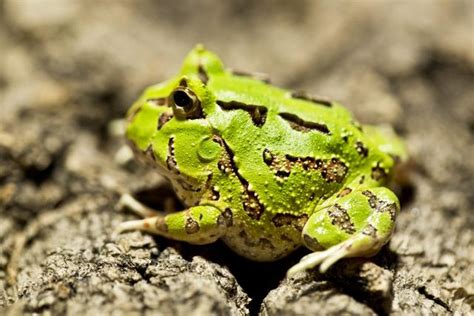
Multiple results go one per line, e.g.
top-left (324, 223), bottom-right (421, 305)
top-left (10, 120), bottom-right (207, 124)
top-left (123, 45), bottom-right (406, 270)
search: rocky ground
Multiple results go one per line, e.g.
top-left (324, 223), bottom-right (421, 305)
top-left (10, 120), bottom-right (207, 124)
top-left (0, 1), bottom-right (473, 315)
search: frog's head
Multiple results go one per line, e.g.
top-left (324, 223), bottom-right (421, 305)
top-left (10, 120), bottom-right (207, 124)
top-left (125, 45), bottom-right (225, 205)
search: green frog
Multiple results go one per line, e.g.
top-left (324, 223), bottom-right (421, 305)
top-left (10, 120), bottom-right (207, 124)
top-left (117, 45), bottom-right (406, 275)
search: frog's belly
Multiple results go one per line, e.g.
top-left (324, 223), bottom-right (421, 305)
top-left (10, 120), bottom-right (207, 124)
top-left (221, 226), bottom-right (301, 261)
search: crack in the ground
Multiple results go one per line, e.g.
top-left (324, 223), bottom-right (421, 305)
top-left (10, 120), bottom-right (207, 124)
top-left (417, 286), bottom-right (452, 313)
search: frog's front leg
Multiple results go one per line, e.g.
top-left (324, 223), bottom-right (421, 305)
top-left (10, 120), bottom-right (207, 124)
top-left (116, 195), bottom-right (231, 244)
top-left (288, 187), bottom-right (399, 276)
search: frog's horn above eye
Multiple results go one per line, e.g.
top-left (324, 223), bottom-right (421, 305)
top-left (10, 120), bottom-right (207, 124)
top-left (169, 86), bottom-right (203, 119)
top-left (180, 45), bottom-right (225, 76)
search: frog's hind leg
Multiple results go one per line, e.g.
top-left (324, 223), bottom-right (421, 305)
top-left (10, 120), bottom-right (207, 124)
top-left (115, 200), bottom-right (232, 245)
top-left (288, 187), bottom-right (399, 276)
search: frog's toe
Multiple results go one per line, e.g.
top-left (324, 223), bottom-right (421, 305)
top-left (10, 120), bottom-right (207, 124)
top-left (117, 193), bottom-right (163, 218)
top-left (114, 219), bottom-right (150, 235)
top-left (287, 244), bottom-right (348, 276)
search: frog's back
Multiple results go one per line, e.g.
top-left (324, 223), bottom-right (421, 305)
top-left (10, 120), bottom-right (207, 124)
top-left (208, 71), bottom-right (402, 206)
top-left (207, 73), bottom-right (385, 184)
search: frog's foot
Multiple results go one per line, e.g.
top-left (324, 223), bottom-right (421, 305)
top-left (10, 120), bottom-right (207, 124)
top-left (287, 242), bottom-right (349, 276)
top-left (117, 193), bottom-right (163, 218)
top-left (288, 187), bottom-right (400, 276)
top-left (287, 233), bottom-right (376, 276)
top-left (114, 204), bottom-right (231, 245)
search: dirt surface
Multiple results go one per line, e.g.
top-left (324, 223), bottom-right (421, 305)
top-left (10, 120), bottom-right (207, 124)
top-left (1, 1), bottom-right (473, 315)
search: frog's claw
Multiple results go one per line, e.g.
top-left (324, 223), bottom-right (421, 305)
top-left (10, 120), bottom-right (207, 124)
top-left (114, 194), bottom-right (167, 238)
top-left (117, 193), bottom-right (163, 218)
top-left (287, 243), bottom-right (348, 276)
top-left (114, 219), bottom-right (151, 235)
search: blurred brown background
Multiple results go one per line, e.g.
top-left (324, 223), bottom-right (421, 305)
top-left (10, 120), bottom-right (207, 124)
top-left (1, 1), bottom-right (473, 315)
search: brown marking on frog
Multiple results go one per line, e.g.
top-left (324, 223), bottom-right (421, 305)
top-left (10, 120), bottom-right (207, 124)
top-left (213, 135), bottom-right (265, 219)
top-left (258, 238), bottom-right (275, 250)
top-left (143, 144), bottom-right (156, 162)
top-left (280, 234), bottom-right (294, 242)
top-left (272, 213), bottom-right (309, 231)
top-left (213, 135), bottom-right (234, 174)
top-left (262, 148), bottom-right (274, 165)
top-left (386, 203), bottom-right (398, 221)
top-left (290, 91), bottom-right (332, 107)
top-left (263, 149), bottom-right (293, 178)
top-left (217, 100), bottom-right (267, 127)
top-left (283, 155), bottom-right (323, 173)
top-left (242, 191), bottom-right (265, 220)
top-left (231, 69), bottom-right (271, 83)
top-left (185, 216), bottom-right (200, 234)
top-left (217, 157), bottom-right (233, 174)
top-left (209, 186), bottom-right (220, 201)
top-left (166, 137), bottom-right (179, 174)
top-left (217, 208), bottom-right (233, 227)
top-left (203, 173), bottom-right (213, 192)
top-left (176, 178), bottom-right (201, 192)
top-left (355, 141), bottom-right (369, 157)
top-left (179, 78), bottom-right (188, 87)
top-left (362, 190), bottom-right (398, 221)
top-left (361, 224), bottom-right (377, 238)
top-left (276, 154), bottom-right (347, 184)
top-left (238, 230), bottom-right (275, 249)
top-left (328, 204), bottom-right (356, 234)
top-left (126, 105), bottom-right (142, 122)
top-left (337, 187), bottom-right (352, 198)
top-left (300, 157), bottom-right (324, 171)
top-left (321, 158), bottom-right (348, 183)
top-left (212, 135), bottom-right (234, 174)
top-left (279, 112), bottom-right (331, 134)
top-left (362, 190), bottom-right (378, 208)
top-left (371, 163), bottom-right (387, 182)
top-left (157, 112), bottom-right (173, 130)
top-left (197, 64), bottom-right (209, 84)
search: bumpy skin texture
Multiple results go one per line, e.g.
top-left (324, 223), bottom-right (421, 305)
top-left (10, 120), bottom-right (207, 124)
top-left (123, 45), bottom-right (406, 273)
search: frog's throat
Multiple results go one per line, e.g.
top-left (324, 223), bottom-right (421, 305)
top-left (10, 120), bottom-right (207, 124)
top-left (127, 139), bottom-right (207, 206)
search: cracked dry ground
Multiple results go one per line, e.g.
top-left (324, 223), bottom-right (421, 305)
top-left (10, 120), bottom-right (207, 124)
top-left (0, 1), bottom-right (473, 315)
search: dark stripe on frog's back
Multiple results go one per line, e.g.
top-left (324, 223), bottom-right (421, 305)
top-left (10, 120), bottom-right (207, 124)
top-left (209, 73), bottom-right (354, 135)
top-left (213, 80), bottom-right (348, 151)
top-left (209, 76), bottom-right (354, 159)
top-left (208, 73), bottom-right (285, 113)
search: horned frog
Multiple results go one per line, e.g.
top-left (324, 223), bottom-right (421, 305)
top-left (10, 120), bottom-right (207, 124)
top-left (117, 45), bottom-right (406, 275)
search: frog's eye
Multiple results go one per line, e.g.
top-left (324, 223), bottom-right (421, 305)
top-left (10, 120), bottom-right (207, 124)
top-left (169, 87), bottom-right (202, 119)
